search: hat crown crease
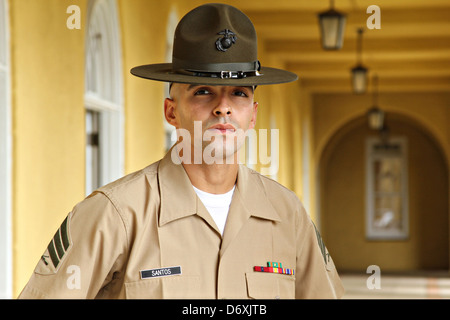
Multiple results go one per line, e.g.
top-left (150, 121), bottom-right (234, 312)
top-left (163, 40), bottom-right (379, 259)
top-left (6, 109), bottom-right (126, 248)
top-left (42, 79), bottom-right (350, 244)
top-left (172, 3), bottom-right (257, 72)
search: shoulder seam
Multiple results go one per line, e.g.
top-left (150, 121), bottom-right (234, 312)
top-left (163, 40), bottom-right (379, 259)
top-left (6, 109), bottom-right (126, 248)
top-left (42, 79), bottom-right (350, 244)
top-left (250, 169), bottom-right (299, 199)
top-left (100, 165), bottom-right (158, 194)
top-left (92, 190), bottom-right (131, 252)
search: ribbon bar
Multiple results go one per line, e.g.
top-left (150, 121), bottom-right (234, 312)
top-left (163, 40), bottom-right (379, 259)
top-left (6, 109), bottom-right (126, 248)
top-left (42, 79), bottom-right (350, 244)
top-left (254, 261), bottom-right (295, 275)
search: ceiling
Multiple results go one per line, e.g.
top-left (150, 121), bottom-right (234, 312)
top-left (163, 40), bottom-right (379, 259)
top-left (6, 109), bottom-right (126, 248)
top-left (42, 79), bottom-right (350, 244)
top-left (224, 0), bottom-right (450, 94)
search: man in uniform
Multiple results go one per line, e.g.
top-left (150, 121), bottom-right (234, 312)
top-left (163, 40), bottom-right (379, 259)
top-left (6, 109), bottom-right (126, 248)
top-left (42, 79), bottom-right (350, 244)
top-left (18, 3), bottom-right (344, 299)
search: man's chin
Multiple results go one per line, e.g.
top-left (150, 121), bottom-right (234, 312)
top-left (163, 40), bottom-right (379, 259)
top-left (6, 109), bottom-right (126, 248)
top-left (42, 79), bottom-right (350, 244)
top-left (201, 143), bottom-right (238, 165)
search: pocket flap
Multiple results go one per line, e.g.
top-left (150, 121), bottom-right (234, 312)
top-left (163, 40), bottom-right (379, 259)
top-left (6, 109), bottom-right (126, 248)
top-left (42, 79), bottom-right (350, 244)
top-left (125, 275), bottom-right (200, 299)
top-left (246, 272), bottom-right (295, 299)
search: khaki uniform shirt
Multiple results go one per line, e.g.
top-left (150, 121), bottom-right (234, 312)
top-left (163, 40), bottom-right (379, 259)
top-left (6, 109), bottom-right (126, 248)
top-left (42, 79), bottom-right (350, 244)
top-left (19, 151), bottom-right (344, 299)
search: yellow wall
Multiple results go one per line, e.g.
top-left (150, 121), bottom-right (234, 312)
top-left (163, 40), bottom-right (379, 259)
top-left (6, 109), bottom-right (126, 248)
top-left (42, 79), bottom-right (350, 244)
top-left (253, 41), bottom-right (312, 216)
top-left (11, 0), bottom-right (170, 297)
top-left (298, 89), bottom-right (316, 221)
top-left (118, 0), bottom-right (167, 173)
top-left (11, 0), bottom-right (87, 296)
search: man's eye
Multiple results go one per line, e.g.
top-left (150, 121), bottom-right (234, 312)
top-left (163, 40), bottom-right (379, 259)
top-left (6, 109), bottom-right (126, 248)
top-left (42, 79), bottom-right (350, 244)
top-left (194, 89), bottom-right (211, 95)
top-left (233, 90), bottom-right (248, 97)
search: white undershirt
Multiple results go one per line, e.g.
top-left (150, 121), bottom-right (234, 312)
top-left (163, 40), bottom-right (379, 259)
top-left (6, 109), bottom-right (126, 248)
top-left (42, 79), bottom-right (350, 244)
top-left (192, 185), bottom-right (235, 235)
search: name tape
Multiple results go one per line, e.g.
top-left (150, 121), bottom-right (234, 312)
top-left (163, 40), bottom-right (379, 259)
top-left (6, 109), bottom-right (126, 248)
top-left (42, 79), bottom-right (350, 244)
top-left (140, 266), bottom-right (182, 279)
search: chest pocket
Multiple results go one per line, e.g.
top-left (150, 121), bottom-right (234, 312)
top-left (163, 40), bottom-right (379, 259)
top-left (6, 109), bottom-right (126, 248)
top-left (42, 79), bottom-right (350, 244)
top-left (125, 275), bottom-right (200, 299)
top-left (246, 272), bottom-right (295, 299)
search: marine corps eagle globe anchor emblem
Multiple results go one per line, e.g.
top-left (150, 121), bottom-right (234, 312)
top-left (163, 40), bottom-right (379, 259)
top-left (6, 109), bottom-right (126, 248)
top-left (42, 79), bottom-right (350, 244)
top-left (215, 29), bottom-right (237, 52)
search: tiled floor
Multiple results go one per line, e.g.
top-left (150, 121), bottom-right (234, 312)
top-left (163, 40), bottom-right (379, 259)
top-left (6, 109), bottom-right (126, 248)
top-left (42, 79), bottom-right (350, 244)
top-left (340, 272), bottom-right (450, 299)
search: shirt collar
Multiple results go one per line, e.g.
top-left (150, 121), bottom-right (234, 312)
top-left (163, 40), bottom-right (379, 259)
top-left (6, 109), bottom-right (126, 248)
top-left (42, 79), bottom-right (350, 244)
top-left (234, 164), bottom-right (281, 222)
top-left (157, 150), bottom-right (197, 227)
top-left (156, 149), bottom-right (281, 227)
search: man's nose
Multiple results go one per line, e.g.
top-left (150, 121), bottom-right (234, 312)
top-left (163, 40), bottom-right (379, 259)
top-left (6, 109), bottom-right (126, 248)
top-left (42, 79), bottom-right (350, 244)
top-left (212, 95), bottom-right (232, 116)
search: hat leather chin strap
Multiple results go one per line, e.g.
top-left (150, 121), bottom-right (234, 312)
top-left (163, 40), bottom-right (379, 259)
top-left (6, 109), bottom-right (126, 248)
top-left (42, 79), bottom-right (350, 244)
top-left (172, 58), bottom-right (262, 79)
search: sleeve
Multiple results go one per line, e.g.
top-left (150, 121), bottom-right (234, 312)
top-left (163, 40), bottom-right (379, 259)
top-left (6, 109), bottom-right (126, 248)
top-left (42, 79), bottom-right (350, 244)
top-left (17, 192), bottom-right (129, 299)
top-left (294, 204), bottom-right (345, 299)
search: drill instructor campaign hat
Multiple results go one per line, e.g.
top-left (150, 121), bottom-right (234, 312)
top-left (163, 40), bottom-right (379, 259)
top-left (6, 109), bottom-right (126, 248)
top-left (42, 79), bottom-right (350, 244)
top-left (130, 3), bottom-right (298, 86)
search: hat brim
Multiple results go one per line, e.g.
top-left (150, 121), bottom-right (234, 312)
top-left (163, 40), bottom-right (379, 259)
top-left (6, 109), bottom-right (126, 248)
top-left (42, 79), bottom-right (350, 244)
top-left (130, 63), bottom-right (298, 86)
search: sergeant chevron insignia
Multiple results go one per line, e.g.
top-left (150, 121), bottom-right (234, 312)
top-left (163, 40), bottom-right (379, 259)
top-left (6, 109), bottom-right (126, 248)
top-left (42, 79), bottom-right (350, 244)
top-left (36, 215), bottom-right (72, 274)
top-left (313, 222), bottom-right (330, 266)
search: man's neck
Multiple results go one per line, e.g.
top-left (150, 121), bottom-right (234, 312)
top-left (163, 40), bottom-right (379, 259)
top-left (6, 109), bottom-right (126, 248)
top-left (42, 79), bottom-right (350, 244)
top-left (182, 162), bottom-right (238, 194)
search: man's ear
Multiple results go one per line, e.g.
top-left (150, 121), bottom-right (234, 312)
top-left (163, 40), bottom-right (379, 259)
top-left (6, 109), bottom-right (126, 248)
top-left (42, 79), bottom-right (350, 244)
top-left (164, 97), bottom-right (178, 127)
top-left (249, 101), bottom-right (258, 130)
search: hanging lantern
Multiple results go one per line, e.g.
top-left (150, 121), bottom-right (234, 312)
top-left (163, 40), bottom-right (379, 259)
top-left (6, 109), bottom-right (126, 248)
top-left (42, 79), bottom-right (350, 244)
top-left (367, 75), bottom-right (384, 131)
top-left (351, 65), bottom-right (368, 94)
top-left (318, 0), bottom-right (347, 50)
top-left (351, 28), bottom-right (368, 94)
top-left (367, 106), bottom-right (384, 130)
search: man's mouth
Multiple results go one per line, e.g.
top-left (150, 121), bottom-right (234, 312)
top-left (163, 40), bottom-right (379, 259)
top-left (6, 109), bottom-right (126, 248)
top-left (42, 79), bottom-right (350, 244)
top-left (207, 123), bottom-right (236, 134)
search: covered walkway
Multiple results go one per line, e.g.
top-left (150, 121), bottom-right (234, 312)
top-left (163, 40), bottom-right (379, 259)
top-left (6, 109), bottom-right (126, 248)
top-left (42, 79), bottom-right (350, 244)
top-left (340, 272), bottom-right (450, 299)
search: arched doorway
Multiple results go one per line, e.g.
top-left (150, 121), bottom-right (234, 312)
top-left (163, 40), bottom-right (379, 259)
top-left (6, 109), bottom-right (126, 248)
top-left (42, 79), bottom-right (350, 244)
top-left (319, 112), bottom-right (449, 272)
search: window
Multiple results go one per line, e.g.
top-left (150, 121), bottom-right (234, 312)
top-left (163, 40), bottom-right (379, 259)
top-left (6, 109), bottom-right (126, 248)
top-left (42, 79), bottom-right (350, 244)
top-left (85, 0), bottom-right (124, 195)
top-left (0, 0), bottom-right (12, 298)
top-left (85, 110), bottom-right (100, 193)
top-left (366, 137), bottom-right (409, 240)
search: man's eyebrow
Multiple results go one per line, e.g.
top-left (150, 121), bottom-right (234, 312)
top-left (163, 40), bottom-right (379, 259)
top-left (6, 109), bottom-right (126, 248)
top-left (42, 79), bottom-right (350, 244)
top-left (187, 84), bottom-right (254, 92)
top-left (187, 84), bottom-right (199, 91)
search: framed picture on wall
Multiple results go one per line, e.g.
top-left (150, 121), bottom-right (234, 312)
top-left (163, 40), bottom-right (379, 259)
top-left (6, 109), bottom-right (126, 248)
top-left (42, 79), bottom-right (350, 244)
top-left (365, 136), bottom-right (409, 240)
